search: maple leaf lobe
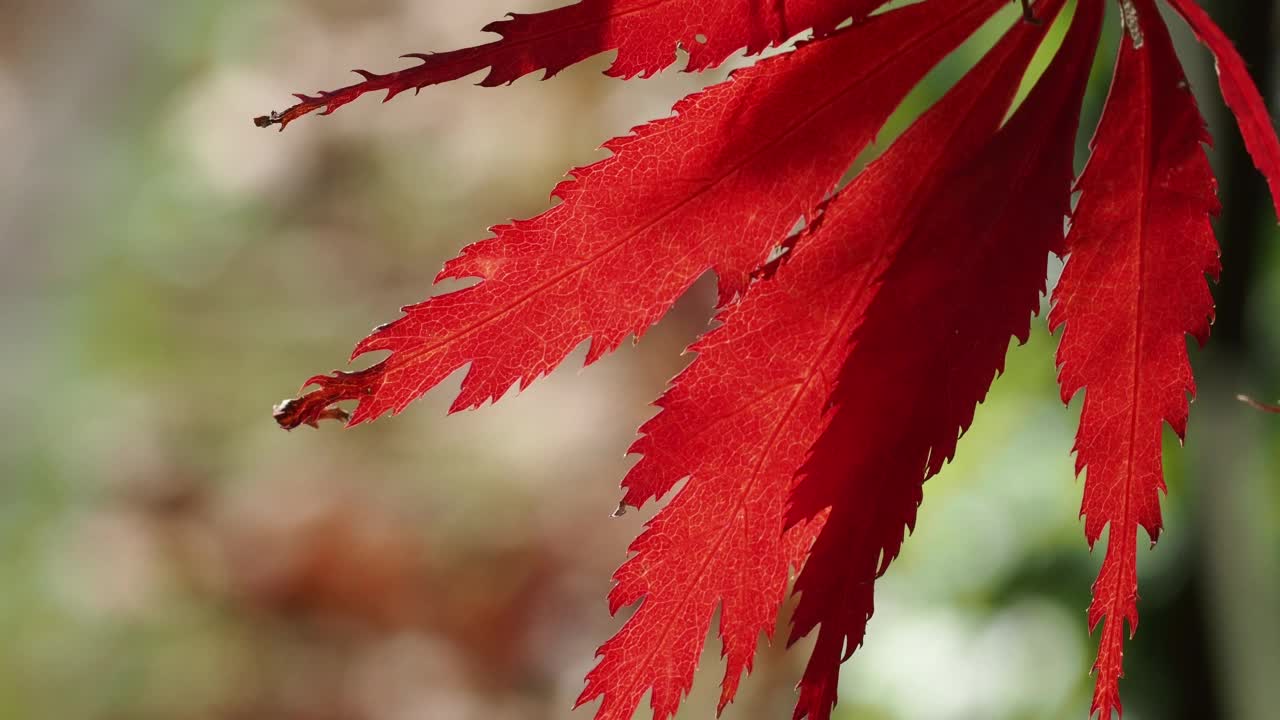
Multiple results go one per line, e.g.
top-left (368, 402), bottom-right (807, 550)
top-left (255, 0), bottom-right (892, 130)
top-left (786, 2), bottom-right (1098, 717)
top-left (1051, 0), bottom-right (1222, 715)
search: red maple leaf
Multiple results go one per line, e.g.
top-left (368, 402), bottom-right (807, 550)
top-left (261, 0), bottom-right (1280, 717)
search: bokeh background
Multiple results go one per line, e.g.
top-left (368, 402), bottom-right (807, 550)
top-left (2, 1), bottom-right (1278, 718)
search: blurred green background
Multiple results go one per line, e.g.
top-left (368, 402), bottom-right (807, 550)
top-left (2, 1), bottom-right (1278, 719)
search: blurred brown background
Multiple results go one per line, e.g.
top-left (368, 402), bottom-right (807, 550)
top-left (1, 1), bottom-right (1278, 719)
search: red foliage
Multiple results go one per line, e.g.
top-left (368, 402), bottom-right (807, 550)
top-left (1166, 0), bottom-right (1280, 217)
top-left (789, 2), bottom-right (1098, 715)
top-left (255, 0), bottom-right (892, 129)
top-left (1049, 1), bottom-right (1221, 714)
top-left (264, 1), bottom-right (1280, 717)
top-left (272, 0), bottom-right (1004, 427)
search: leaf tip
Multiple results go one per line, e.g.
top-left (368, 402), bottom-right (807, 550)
top-left (1238, 394), bottom-right (1280, 412)
top-left (272, 396), bottom-right (351, 430)
top-left (253, 111), bottom-right (283, 129)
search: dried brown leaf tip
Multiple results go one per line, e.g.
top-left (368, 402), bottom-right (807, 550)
top-left (273, 398), bottom-right (350, 429)
top-left (254, 111), bottom-right (283, 129)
